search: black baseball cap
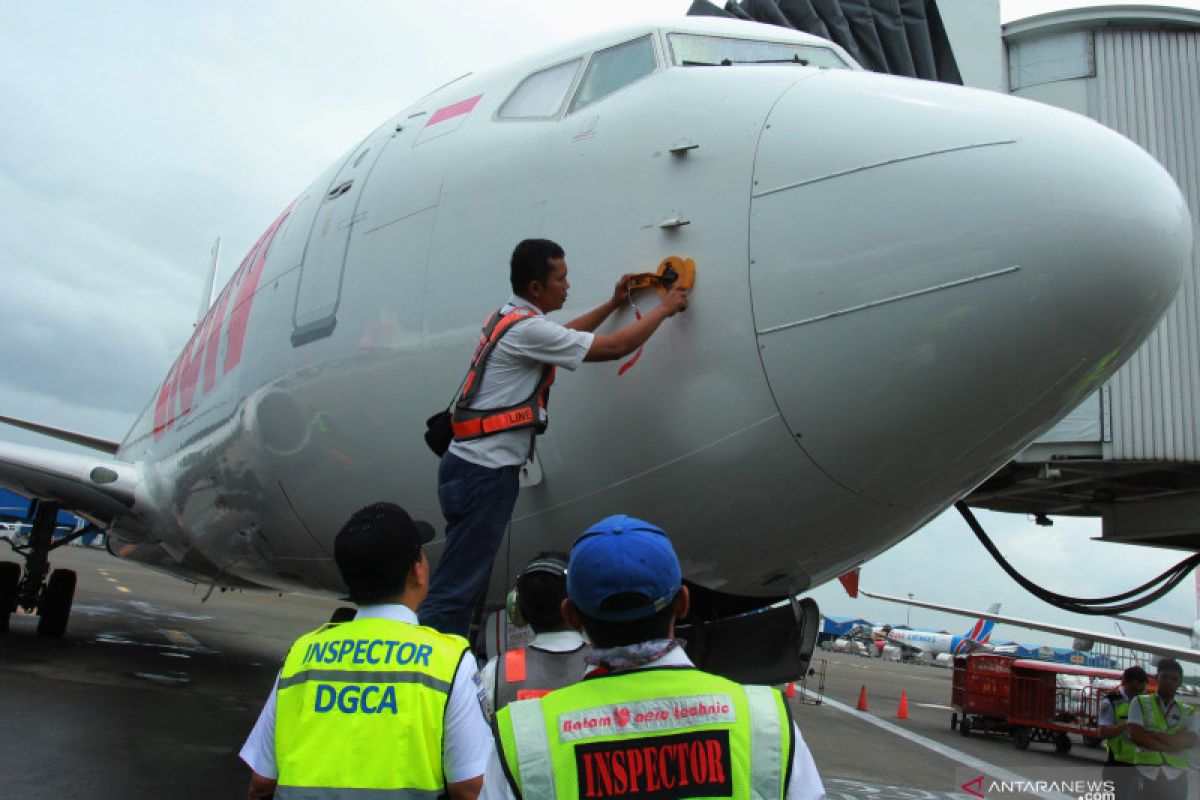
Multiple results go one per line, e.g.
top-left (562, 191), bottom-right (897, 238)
top-left (334, 503), bottom-right (435, 604)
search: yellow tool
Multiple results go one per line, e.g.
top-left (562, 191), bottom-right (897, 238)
top-left (627, 256), bottom-right (697, 296)
top-left (618, 257), bottom-right (696, 377)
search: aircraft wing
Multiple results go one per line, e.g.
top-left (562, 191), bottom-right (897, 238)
top-left (1114, 614), bottom-right (1192, 638)
top-left (861, 590), bottom-right (1200, 665)
top-left (0, 440), bottom-right (142, 527)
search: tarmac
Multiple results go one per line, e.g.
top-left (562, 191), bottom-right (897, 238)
top-left (0, 546), bottom-right (1153, 799)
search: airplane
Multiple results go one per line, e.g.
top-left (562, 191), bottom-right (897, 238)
top-left (882, 603), bottom-right (1001, 659)
top-left (861, 588), bottom-right (1200, 665)
top-left (0, 16), bottom-right (1191, 680)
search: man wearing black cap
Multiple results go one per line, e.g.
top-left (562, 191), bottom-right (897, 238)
top-left (240, 503), bottom-right (491, 800)
top-left (483, 514), bottom-right (826, 800)
top-left (1097, 665), bottom-right (1149, 798)
top-left (1127, 658), bottom-right (1198, 800)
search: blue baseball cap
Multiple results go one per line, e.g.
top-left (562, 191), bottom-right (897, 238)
top-left (567, 515), bottom-right (682, 621)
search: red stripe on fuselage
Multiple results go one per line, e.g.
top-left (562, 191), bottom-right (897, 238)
top-left (152, 202), bottom-right (294, 441)
top-left (426, 94), bottom-right (482, 127)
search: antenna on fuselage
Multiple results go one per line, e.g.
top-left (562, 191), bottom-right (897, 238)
top-left (196, 235), bottom-right (221, 323)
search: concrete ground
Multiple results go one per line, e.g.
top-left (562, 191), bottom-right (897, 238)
top-left (0, 547), bottom-right (1166, 799)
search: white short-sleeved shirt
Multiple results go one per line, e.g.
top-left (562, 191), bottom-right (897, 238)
top-left (1097, 688), bottom-right (1133, 727)
top-left (480, 629), bottom-right (588, 713)
top-left (478, 648), bottom-right (827, 800)
top-left (239, 604), bottom-right (492, 784)
top-left (448, 296), bottom-right (594, 469)
top-left (1126, 692), bottom-right (1199, 781)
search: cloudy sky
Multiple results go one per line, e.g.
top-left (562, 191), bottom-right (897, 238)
top-left (2, 1), bottom-right (1198, 656)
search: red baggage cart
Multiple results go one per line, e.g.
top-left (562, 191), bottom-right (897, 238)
top-left (1007, 659), bottom-right (1127, 753)
top-left (951, 653), bottom-right (1014, 737)
top-left (952, 654), bottom-right (1129, 753)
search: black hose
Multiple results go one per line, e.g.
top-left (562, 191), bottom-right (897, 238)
top-left (955, 501), bottom-right (1200, 615)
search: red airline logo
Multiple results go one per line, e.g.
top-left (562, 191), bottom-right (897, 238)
top-left (153, 202), bottom-right (294, 440)
top-left (426, 94), bottom-right (482, 127)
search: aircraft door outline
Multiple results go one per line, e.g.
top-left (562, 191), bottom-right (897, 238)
top-left (291, 131), bottom-right (391, 347)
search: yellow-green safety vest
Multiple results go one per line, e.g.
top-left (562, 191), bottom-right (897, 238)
top-left (274, 616), bottom-right (469, 799)
top-left (1133, 693), bottom-right (1195, 770)
top-left (495, 666), bottom-right (795, 800)
top-left (1103, 693), bottom-right (1137, 764)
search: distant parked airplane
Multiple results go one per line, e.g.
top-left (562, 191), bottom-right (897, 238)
top-left (863, 589), bottom-right (1200, 665)
top-left (882, 603), bottom-right (1001, 658)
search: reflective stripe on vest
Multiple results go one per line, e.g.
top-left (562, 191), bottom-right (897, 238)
top-left (496, 645), bottom-right (591, 711)
top-left (274, 617), bottom-right (469, 795)
top-left (495, 667), bottom-right (793, 800)
top-left (509, 699), bottom-right (558, 800)
top-left (1133, 693), bottom-right (1193, 769)
top-left (451, 308), bottom-right (556, 441)
top-left (1103, 694), bottom-right (1137, 764)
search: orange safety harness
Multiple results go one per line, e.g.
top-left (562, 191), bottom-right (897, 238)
top-left (450, 308), bottom-right (556, 441)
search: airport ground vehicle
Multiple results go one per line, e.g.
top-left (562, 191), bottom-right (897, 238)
top-left (950, 653), bottom-right (1127, 753)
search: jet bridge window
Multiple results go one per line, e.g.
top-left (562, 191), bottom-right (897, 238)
top-left (569, 35), bottom-right (657, 114)
top-left (499, 58), bottom-right (582, 119)
top-left (668, 34), bottom-right (849, 70)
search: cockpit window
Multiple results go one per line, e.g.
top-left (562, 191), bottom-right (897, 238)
top-left (499, 58), bottom-right (582, 119)
top-left (569, 35), bottom-right (657, 114)
top-left (668, 33), bottom-right (850, 69)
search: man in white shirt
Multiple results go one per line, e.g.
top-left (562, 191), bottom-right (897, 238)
top-left (240, 503), bottom-right (492, 800)
top-left (1127, 658), bottom-right (1198, 800)
top-left (421, 239), bottom-right (689, 638)
top-left (480, 552), bottom-right (590, 713)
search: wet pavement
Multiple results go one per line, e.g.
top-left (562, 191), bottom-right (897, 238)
top-left (0, 546), bottom-right (1157, 799)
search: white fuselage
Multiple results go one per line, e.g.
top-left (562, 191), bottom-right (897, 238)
top-left (85, 18), bottom-right (1187, 609)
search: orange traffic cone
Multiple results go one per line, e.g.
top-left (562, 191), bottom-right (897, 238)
top-left (856, 685), bottom-right (869, 711)
top-left (896, 691), bottom-right (910, 720)
top-left (785, 682), bottom-right (796, 699)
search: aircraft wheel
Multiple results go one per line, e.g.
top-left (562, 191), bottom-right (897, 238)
top-left (0, 561), bottom-right (20, 634)
top-left (959, 717), bottom-right (971, 737)
top-left (1054, 733), bottom-right (1072, 754)
top-left (1013, 727), bottom-right (1031, 750)
top-left (36, 568), bottom-right (76, 638)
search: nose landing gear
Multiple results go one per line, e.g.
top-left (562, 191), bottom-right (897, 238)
top-left (1, 501), bottom-right (96, 637)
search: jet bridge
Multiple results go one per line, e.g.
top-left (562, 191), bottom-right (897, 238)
top-left (965, 7), bottom-right (1200, 552)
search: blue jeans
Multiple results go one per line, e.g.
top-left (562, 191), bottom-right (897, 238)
top-left (420, 452), bottom-right (520, 638)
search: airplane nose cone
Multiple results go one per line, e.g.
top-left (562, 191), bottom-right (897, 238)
top-left (749, 72), bottom-right (1190, 508)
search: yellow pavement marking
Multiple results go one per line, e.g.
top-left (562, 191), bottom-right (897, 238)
top-left (106, 577), bottom-right (117, 582)
top-left (116, 586), bottom-right (130, 593)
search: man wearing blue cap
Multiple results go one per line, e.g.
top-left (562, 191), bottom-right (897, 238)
top-left (482, 514), bottom-right (826, 800)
